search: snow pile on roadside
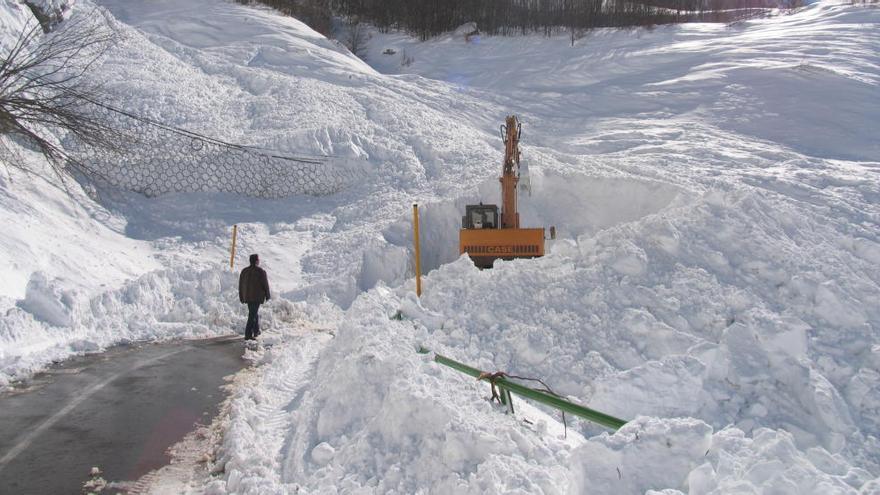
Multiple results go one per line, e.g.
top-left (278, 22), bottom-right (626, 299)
top-left (406, 182), bottom-right (880, 457)
top-left (1, 0), bottom-right (878, 492)
top-left (207, 282), bottom-right (878, 494)
top-left (571, 418), bottom-right (876, 494)
top-left (206, 3), bottom-right (878, 493)
top-left (0, 1), bottom-right (161, 307)
top-left (0, 263), bottom-right (241, 388)
top-left (0, 160), bottom-right (159, 304)
top-left (208, 289), bottom-right (585, 494)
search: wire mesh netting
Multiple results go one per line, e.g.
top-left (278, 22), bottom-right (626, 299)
top-left (61, 97), bottom-right (363, 199)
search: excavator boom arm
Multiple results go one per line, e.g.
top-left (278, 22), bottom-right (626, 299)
top-left (459, 115), bottom-right (544, 269)
top-left (500, 115), bottom-right (520, 229)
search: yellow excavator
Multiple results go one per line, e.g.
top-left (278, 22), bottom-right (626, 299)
top-left (460, 115), bottom-right (549, 268)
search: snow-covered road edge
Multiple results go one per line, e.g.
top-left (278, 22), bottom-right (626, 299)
top-left (205, 307), bottom-right (337, 494)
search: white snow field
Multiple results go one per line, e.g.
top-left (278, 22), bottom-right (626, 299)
top-left (1, 0), bottom-right (879, 493)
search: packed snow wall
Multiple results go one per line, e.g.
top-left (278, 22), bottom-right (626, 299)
top-left (367, 171), bottom-right (689, 292)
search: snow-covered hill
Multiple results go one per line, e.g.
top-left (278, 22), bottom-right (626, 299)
top-left (1, 0), bottom-right (878, 492)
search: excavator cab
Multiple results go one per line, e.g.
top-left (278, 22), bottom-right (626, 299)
top-left (460, 116), bottom-right (546, 269)
top-left (462, 204), bottom-right (498, 229)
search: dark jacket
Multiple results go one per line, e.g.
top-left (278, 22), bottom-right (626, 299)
top-left (239, 265), bottom-right (270, 303)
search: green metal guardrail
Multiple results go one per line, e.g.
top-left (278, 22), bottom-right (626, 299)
top-left (418, 347), bottom-right (627, 431)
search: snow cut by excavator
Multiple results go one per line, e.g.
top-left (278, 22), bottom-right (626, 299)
top-left (460, 115), bottom-right (553, 268)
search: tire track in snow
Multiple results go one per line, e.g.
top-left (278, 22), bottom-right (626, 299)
top-left (215, 325), bottom-right (332, 493)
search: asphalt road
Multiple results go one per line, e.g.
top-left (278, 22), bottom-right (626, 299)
top-left (0, 336), bottom-right (246, 495)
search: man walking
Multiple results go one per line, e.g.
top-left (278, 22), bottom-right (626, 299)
top-left (239, 253), bottom-right (270, 340)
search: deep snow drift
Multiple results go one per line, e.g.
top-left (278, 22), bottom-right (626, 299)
top-left (1, 0), bottom-right (879, 493)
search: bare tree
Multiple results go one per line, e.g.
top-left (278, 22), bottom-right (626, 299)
top-left (345, 16), bottom-right (370, 59)
top-left (0, 11), bottom-right (120, 180)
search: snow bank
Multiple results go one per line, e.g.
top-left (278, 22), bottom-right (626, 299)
top-left (210, 281), bottom-right (879, 493)
top-left (401, 184), bottom-right (879, 465)
top-left (377, 171), bottom-right (689, 277)
top-left (0, 4), bottom-right (160, 303)
top-left (2, 0), bottom-right (879, 492)
top-left (0, 264), bottom-right (245, 385)
top-left (570, 418), bottom-right (874, 494)
top-left (204, 3), bottom-right (880, 492)
top-left (0, 160), bottom-right (158, 302)
top-left (1, 252), bottom-right (319, 388)
top-left (207, 289), bottom-right (582, 494)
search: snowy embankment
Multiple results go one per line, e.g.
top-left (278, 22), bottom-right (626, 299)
top-left (208, 4), bottom-right (880, 494)
top-left (1, 0), bottom-right (878, 493)
top-left (1, 0), bottom-right (496, 384)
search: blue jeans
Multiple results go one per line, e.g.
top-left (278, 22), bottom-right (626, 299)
top-left (245, 302), bottom-right (261, 339)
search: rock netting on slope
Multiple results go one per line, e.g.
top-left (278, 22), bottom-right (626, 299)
top-left (65, 99), bottom-right (365, 199)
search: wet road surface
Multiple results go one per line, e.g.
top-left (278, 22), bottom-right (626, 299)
top-left (0, 336), bottom-right (247, 494)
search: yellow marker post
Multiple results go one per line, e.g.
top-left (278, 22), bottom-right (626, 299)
top-left (412, 204), bottom-right (422, 297)
top-left (230, 224), bottom-right (238, 269)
